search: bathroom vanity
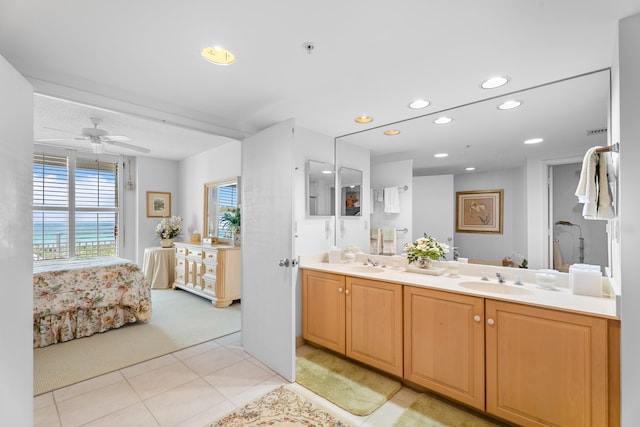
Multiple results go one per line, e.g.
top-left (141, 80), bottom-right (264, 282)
top-left (300, 258), bottom-right (619, 427)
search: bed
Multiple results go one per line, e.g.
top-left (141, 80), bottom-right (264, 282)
top-left (33, 257), bottom-right (152, 348)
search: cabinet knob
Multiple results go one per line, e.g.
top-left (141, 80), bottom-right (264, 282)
top-left (338, 287), bottom-right (343, 293)
top-left (487, 318), bottom-right (495, 326)
top-left (474, 315), bottom-right (481, 322)
top-left (345, 289), bottom-right (350, 295)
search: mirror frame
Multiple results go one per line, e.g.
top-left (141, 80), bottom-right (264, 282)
top-left (203, 177), bottom-right (239, 243)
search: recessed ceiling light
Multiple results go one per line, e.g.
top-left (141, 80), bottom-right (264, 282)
top-left (465, 167), bottom-right (476, 171)
top-left (321, 170), bottom-right (333, 174)
top-left (498, 100), bottom-right (522, 110)
top-left (355, 115), bottom-right (373, 124)
top-left (409, 99), bottom-right (430, 109)
top-left (524, 138), bottom-right (544, 145)
top-left (384, 129), bottom-right (400, 136)
top-left (433, 116), bottom-right (453, 125)
top-left (434, 153), bottom-right (448, 158)
top-left (201, 46), bottom-right (235, 65)
top-left (481, 76), bottom-right (509, 89)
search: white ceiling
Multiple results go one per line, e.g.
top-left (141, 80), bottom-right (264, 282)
top-left (1, 1), bottom-right (639, 162)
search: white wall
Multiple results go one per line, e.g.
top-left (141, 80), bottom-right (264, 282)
top-left (370, 160), bottom-right (413, 251)
top-left (0, 55), bottom-right (33, 425)
top-left (619, 12), bottom-right (640, 425)
top-left (454, 167), bottom-right (527, 264)
top-left (178, 140), bottom-right (241, 238)
top-left (135, 157), bottom-right (180, 264)
top-left (413, 175), bottom-right (454, 257)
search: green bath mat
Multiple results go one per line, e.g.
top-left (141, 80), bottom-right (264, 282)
top-left (296, 348), bottom-right (402, 416)
top-left (393, 393), bottom-right (505, 427)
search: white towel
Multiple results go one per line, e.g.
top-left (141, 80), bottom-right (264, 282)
top-left (575, 146), bottom-right (616, 220)
top-left (383, 187), bottom-right (400, 214)
top-left (575, 146), bottom-right (600, 218)
top-left (370, 228), bottom-right (382, 255)
top-left (381, 227), bottom-right (397, 255)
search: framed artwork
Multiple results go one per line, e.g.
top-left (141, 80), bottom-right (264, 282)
top-left (456, 189), bottom-right (503, 234)
top-left (146, 191), bottom-right (171, 218)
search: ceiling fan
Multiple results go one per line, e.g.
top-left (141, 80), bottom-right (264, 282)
top-left (36, 117), bottom-right (151, 154)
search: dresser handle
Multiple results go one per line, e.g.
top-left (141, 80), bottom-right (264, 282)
top-left (487, 318), bottom-right (495, 326)
top-left (474, 315), bottom-right (481, 322)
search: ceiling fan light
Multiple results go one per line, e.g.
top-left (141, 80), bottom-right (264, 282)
top-left (92, 142), bottom-right (105, 154)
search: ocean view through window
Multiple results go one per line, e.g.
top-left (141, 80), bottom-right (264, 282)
top-left (33, 149), bottom-right (120, 260)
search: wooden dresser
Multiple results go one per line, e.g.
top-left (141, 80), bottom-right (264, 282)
top-left (173, 242), bottom-right (241, 307)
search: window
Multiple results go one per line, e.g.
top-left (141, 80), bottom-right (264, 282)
top-left (217, 183), bottom-right (238, 239)
top-left (33, 150), bottom-right (120, 260)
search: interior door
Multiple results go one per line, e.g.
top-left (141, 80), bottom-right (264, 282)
top-left (241, 119), bottom-right (297, 381)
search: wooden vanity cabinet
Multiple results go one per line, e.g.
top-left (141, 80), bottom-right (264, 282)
top-left (403, 286), bottom-right (485, 410)
top-left (301, 270), bottom-right (403, 377)
top-left (485, 300), bottom-right (610, 427)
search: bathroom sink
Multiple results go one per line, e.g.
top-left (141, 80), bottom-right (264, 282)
top-left (345, 265), bottom-right (386, 274)
top-left (457, 281), bottom-right (532, 295)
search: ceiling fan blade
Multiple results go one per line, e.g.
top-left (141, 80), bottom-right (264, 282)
top-left (35, 138), bottom-right (78, 142)
top-left (100, 135), bottom-right (132, 142)
top-left (105, 140), bottom-right (151, 153)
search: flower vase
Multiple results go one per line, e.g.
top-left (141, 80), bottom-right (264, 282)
top-left (418, 257), bottom-right (432, 269)
top-left (160, 238), bottom-right (174, 248)
top-left (233, 228), bottom-right (241, 247)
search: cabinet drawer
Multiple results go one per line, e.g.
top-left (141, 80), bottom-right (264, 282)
top-left (185, 247), bottom-right (203, 258)
top-left (174, 268), bottom-right (185, 285)
top-left (203, 249), bottom-right (218, 260)
top-left (176, 246), bottom-right (188, 256)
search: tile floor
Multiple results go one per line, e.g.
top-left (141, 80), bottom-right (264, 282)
top-left (33, 335), bottom-right (423, 426)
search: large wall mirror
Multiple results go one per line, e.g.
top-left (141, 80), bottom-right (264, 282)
top-left (204, 177), bottom-right (239, 241)
top-left (307, 160), bottom-right (335, 217)
top-left (335, 69), bottom-right (612, 271)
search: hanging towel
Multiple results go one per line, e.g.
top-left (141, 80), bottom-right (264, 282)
top-left (370, 228), bottom-right (382, 255)
top-left (381, 227), bottom-right (397, 255)
top-left (575, 147), bottom-right (600, 219)
top-left (383, 187), bottom-right (400, 214)
top-left (575, 146), bottom-right (616, 220)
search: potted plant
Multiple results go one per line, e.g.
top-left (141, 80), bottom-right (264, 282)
top-left (155, 216), bottom-right (183, 247)
top-left (404, 233), bottom-right (449, 268)
top-left (220, 207), bottom-right (241, 246)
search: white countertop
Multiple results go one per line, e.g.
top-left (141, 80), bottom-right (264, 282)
top-left (300, 261), bottom-right (618, 320)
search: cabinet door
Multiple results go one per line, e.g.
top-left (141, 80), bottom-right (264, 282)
top-left (404, 286), bottom-right (485, 410)
top-left (302, 270), bottom-right (346, 354)
top-left (486, 300), bottom-right (608, 427)
top-left (346, 276), bottom-right (403, 377)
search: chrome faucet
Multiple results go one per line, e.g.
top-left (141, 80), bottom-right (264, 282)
top-left (366, 258), bottom-right (378, 267)
top-left (496, 272), bottom-right (506, 283)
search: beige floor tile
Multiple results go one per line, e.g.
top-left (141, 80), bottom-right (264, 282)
top-left (227, 375), bottom-right (289, 407)
top-left (172, 340), bottom-right (222, 360)
top-left (34, 401), bottom-right (61, 427)
top-left (120, 353), bottom-right (179, 379)
top-left (56, 380), bottom-right (140, 427)
top-left (202, 358), bottom-right (274, 399)
top-left (34, 392), bottom-right (55, 411)
top-left (390, 386), bottom-right (420, 405)
top-left (143, 378), bottom-right (227, 427)
top-left (127, 361), bottom-right (199, 400)
top-left (52, 371), bottom-right (125, 403)
top-left (172, 400), bottom-right (237, 427)
top-left (361, 398), bottom-right (409, 426)
top-left (214, 331), bottom-right (241, 346)
top-left (82, 402), bottom-right (160, 427)
top-left (180, 346), bottom-right (243, 377)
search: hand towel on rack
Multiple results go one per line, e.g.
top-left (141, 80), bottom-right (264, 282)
top-left (383, 187), bottom-right (400, 214)
top-left (596, 152), bottom-right (615, 219)
top-left (370, 228), bottom-right (382, 255)
top-left (381, 227), bottom-right (397, 255)
top-left (575, 146), bottom-right (600, 219)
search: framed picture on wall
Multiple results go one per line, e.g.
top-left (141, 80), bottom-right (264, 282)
top-left (456, 189), bottom-right (503, 234)
top-left (146, 191), bottom-right (171, 218)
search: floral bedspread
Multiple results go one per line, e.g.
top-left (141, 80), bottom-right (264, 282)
top-left (33, 257), bottom-right (152, 348)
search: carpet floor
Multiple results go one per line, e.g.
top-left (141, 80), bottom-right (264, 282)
top-left (296, 348), bottom-right (402, 416)
top-left (33, 289), bottom-right (241, 395)
top-left (207, 385), bottom-right (350, 426)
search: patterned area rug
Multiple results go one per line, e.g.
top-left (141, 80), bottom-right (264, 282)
top-left (207, 386), bottom-right (350, 426)
top-left (296, 348), bottom-right (402, 416)
top-left (393, 393), bottom-right (505, 427)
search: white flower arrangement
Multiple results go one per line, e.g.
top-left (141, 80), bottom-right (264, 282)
top-left (404, 234), bottom-right (449, 264)
top-left (155, 216), bottom-right (183, 239)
